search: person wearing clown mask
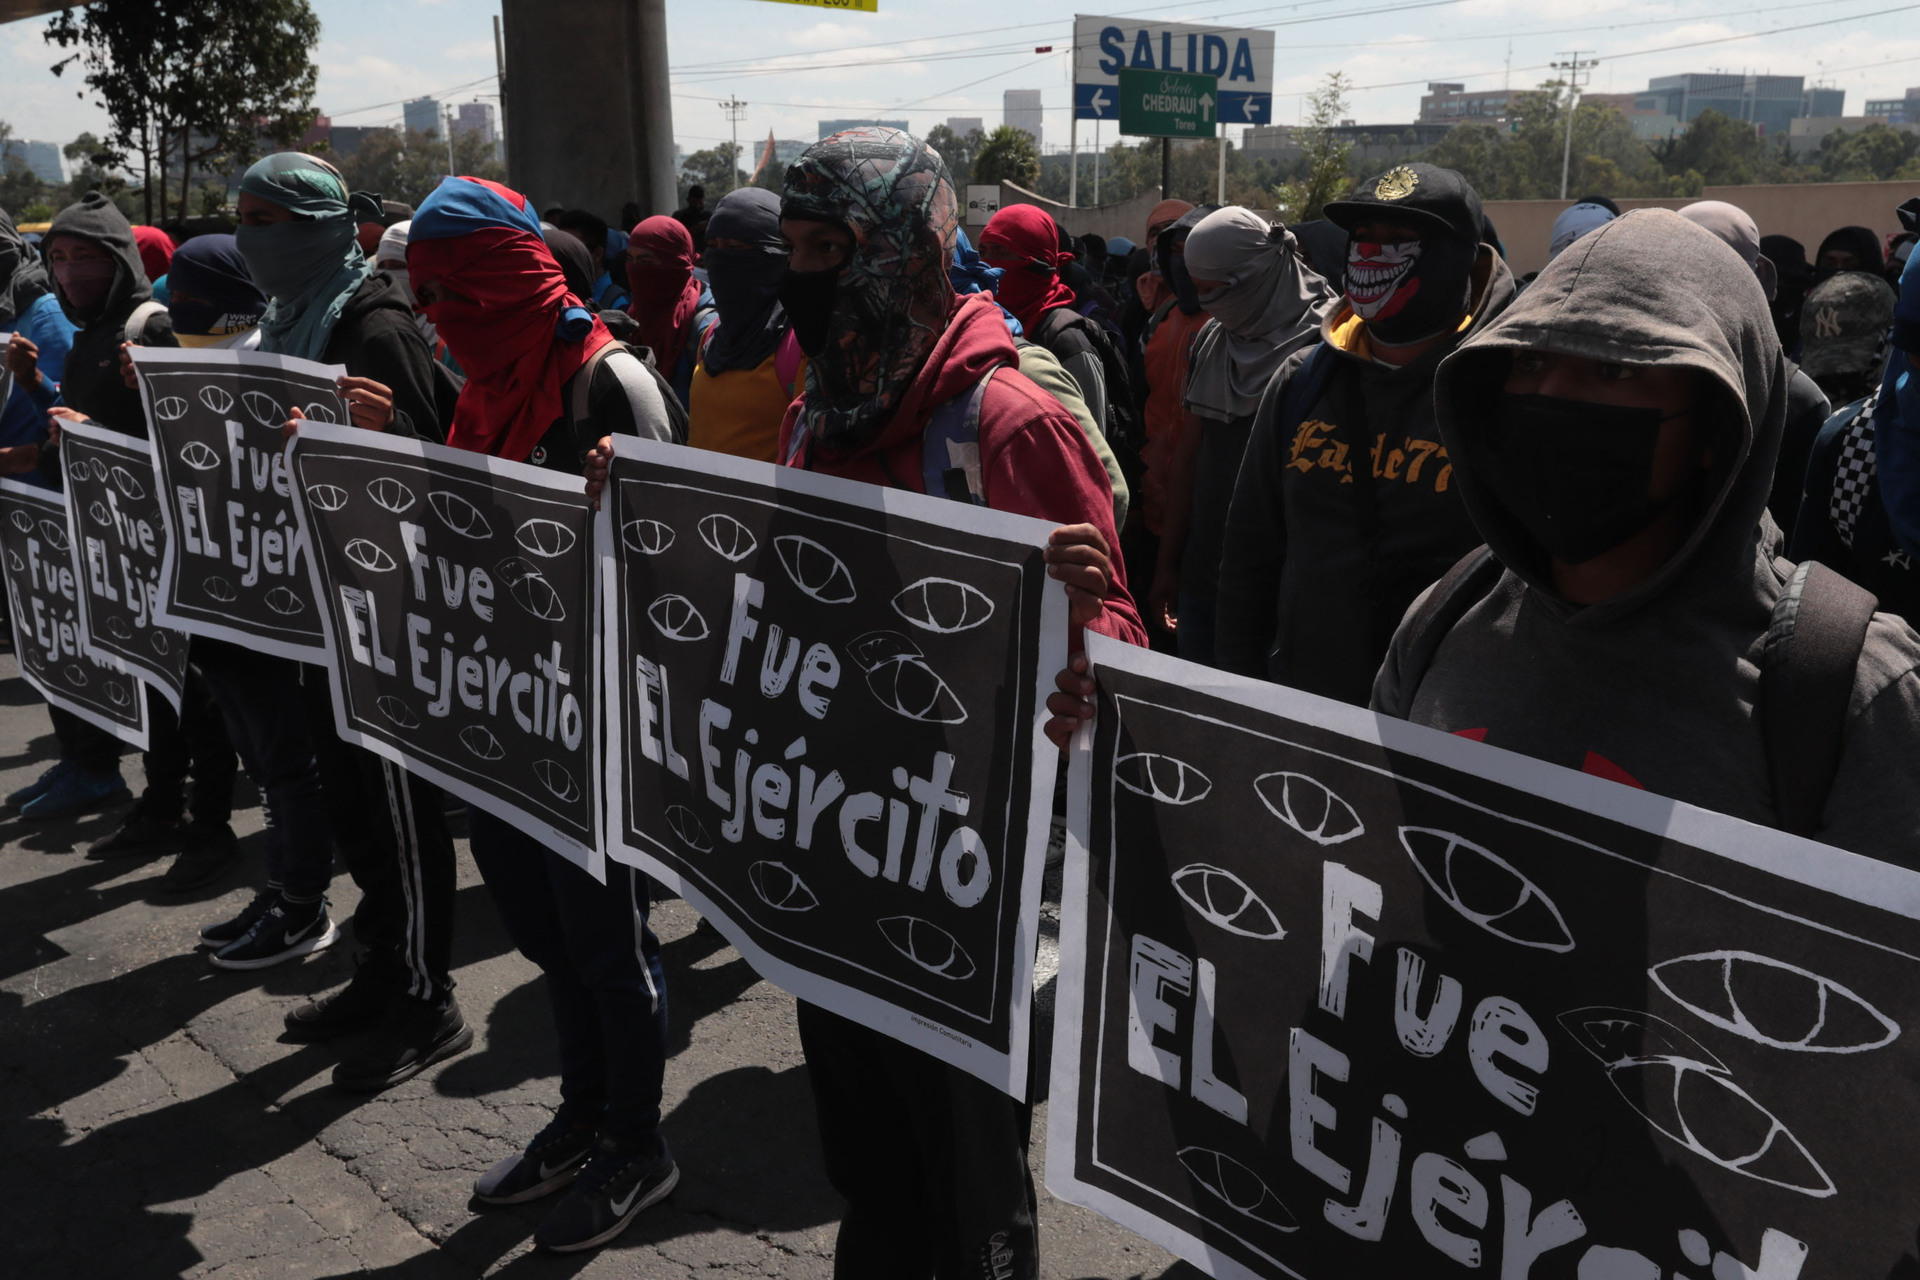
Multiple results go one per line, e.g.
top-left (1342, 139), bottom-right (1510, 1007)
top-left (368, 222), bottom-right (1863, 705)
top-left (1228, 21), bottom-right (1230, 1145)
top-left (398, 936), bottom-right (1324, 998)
top-left (1215, 163), bottom-right (1515, 705)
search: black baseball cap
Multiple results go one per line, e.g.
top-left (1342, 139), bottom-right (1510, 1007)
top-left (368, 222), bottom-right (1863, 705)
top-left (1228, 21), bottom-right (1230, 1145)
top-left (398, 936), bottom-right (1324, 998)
top-left (1325, 164), bottom-right (1484, 247)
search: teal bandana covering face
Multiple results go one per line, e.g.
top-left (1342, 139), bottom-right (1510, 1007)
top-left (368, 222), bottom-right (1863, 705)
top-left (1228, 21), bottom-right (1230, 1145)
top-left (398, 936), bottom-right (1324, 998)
top-left (234, 153), bottom-right (373, 361)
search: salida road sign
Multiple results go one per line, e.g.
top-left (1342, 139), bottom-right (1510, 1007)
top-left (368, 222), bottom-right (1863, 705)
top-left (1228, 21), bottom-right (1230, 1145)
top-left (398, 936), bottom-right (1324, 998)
top-left (1072, 14), bottom-right (1272, 125)
top-left (1117, 69), bottom-right (1217, 139)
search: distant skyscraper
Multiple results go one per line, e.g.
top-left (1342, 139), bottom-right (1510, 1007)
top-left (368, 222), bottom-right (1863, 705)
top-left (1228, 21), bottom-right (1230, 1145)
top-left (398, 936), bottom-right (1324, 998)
top-left (403, 96), bottom-right (442, 138)
top-left (452, 102), bottom-right (496, 145)
top-left (946, 116), bottom-right (985, 138)
top-left (1003, 90), bottom-right (1042, 150)
top-left (0, 140), bottom-right (65, 185)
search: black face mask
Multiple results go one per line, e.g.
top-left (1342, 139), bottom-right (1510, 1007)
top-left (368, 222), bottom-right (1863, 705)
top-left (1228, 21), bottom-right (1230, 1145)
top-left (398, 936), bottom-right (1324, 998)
top-left (1474, 392), bottom-right (1696, 566)
top-left (777, 265), bottom-right (842, 358)
top-left (706, 247), bottom-right (787, 322)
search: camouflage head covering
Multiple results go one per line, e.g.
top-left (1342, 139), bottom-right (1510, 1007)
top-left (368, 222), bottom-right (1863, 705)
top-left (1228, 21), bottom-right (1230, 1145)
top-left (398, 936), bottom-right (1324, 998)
top-left (782, 127), bottom-right (959, 450)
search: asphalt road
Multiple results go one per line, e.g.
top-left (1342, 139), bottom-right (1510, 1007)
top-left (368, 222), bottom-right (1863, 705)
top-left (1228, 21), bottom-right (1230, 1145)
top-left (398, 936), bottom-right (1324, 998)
top-left (0, 652), bottom-right (1203, 1280)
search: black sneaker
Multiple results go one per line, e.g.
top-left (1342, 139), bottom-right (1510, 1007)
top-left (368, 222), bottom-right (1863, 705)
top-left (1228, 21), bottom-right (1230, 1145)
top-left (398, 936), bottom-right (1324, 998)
top-left (199, 890), bottom-right (278, 946)
top-left (162, 821), bottom-right (239, 890)
top-left (474, 1112), bottom-right (600, 1205)
top-left (89, 792), bottom-right (185, 859)
top-left (534, 1134), bottom-right (679, 1253)
top-left (209, 896), bottom-right (336, 971)
top-left (331, 994), bottom-right (474, 1092)
top-left (283, 966), bottom-right (394, 1043)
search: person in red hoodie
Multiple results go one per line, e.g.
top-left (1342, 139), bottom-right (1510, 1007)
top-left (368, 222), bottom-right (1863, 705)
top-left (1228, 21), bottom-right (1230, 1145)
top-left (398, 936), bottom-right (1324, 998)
top-left (591, 125), bottom-right (1141, 1279)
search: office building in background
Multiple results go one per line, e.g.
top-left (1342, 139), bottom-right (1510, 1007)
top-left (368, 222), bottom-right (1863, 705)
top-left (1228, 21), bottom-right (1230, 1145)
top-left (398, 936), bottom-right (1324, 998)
top-left (1003, 90), bottom-right (1042, 150)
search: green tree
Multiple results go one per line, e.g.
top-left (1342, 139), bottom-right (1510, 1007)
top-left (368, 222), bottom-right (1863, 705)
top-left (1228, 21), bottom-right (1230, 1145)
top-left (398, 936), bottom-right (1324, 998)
top-left (61, 131), bottom-right (136, 216)
top-left (1656, 108), bottom-right (1765, 187)
top-left (1818, 124), bottom-right (1919, 181)
top-left (925, 124), bottom-right (986, 188)
top-left (680, 143), bottom-right (744, 196)
top-left (334, 127), bottom-right (506, 207)
top-left (1274, 72), bottom-right (1353, 222)
top-left (46, 0), bottom-right (321, 224)
top-left (971, 125), bottom-right (1041, 189)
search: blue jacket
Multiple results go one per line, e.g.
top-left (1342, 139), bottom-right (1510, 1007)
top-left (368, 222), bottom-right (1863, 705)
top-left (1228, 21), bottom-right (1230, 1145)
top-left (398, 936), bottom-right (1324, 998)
top-left (1, 292), bottom-right (75, 490)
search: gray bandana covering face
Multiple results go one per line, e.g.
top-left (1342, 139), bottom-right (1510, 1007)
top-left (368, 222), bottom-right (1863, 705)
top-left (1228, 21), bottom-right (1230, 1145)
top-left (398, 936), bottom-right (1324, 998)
top-left (1182, 207), bottom-right (1339, 421)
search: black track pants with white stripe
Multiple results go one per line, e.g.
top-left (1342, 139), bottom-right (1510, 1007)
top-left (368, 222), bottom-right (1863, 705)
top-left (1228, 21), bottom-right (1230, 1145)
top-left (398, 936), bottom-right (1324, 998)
top-left (299, 670), bottom-right (457, 1004)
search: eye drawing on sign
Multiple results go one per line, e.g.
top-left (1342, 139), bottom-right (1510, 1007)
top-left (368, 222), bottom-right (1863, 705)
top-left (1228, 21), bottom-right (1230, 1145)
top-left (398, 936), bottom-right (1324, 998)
top-left (3, 549), bottom-right (19, 574)
top-left (90, 458), bottom-right (107, 482)
top-left (366, 476), bottom-right (417, 514)
top-left (1175, 1147), bottom-right (1299, 1232)
top-left (302, 402), bottom-right (340, 423)
top-left (68, 459), bottom-right (89, 484)
top-left (376, 694), bottom-right (421, 729)
top-left (533, 760), bottom-right (581, 804)
top-left (459, 724), bottom-right (506, 761)
top-left (774, 534), bottom-right (857, 603)
top-left (63, 662), bottom-right (89, 686)
top-left (105, 616), bottom-right (133, 640)
top-left (647, 593), bottom-right (709, 641)
top-left (343, 538), bottom-right (398, 572)
top-left (494, 557), bottom-right (565, 621)
top-left (1170, 864), bottom-right (1285, 940)
top-left (202, 575), bottom-right (238, 602)
top-left (621, 518), bottom-right (674, 555)
top-left (241, 389), bottom-right (284, 426)
top-left (108, 465), bottom-right (145, 500)
top-left (103, 677), bottom-right (129, 706)
top-left (428, 489), bottom-right (494, 539)
top-left (1400, 827), bottom-right (1575, 953)
top-left (305, 484), bottom-right (349, 512)
top-left (696, 511), bottom-right (757, 562)
top-left (153, 396), bottom-right (188, 420)
top-left (890, 576), bottom-right (995, 634)
top-left (1559, 1007), bottom-right (1837, 1198)
top-left (664, 804), bottom-right (714, 854)
top-left (847, 629), bottom-right (966, 724)
top-left (748, 861), bottom-right (820, 912)
top-left (1114, 752), bottom-right (1212, 804)
top-left (1650, 950), bottom-right (1900, 1054)
top-left (515, 517), bottom-right (577, 558)
top-left (198, 384), bottom-right (234, 414)
top-left (151, 631), bottom-right (171, 655)
top-left (36, 520), bottom-right (68, 553)
top-left (88, 501), bottom-right (109, 525)
top-left (1253, 771), bottom-right (1363, 845)
top-left (179, 440), bottom-right (221, 471)
top-left (878, 915), bottom-right (977, 981)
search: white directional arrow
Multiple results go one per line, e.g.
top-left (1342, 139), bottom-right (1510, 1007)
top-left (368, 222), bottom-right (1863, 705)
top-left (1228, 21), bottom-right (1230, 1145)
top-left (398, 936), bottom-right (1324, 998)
top-left (1198, 92), bottom-right (1214, 121)
top-left (1091, 88), bottom-right (1111, 115)
top-left (1247, 97), bottom-right (1266, 121)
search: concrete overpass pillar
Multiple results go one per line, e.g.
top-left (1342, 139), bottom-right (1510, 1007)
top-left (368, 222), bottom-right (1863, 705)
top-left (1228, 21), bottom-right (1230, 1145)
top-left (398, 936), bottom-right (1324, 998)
top-left (501, 0), bottom-right (679, 222)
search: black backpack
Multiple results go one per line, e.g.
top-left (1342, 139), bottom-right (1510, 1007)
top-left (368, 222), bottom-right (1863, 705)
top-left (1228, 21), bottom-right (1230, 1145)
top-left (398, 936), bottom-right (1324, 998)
top-left (1379, 547), bottom-right (1879, 839)
top-left (1032, 307), bottom-right (1146, 483)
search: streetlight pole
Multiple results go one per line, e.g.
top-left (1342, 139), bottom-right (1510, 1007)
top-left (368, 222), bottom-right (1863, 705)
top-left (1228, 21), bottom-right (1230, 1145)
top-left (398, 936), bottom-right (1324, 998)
top-left (443, 104), bottom-right (456, 175)
top-left (1551, 51), bottom-right (1597, 200)
top-left (719, 96), bottom-right (748, 193)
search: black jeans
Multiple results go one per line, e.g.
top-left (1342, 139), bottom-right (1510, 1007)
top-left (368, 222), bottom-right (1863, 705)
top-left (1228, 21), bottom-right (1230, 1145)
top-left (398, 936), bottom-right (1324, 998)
top-left (140, 665), bottom-right (238, 824)
top-left (299, 673), bottom-right (458, 1004)
top-left (796, 1003), bottom-right (1039, 1280)
top-left (468, 811), bottom-right (668, 1143)
top-left (194, 640), bottom-right (332, 902)
top-left (46, 704), bottom-right (121, 775)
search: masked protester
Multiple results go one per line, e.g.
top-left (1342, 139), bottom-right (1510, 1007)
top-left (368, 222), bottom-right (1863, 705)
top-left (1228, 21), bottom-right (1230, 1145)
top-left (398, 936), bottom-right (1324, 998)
top-left (164, 234), bottom-right (266, 351)
top-left (1815, 225), bottom-right (1885, 282)
top-left (599, 124), bottom-right (1145, 1280)
top-left (1, 204), bottom-right (72, 482)
top-left (211, 155), bottom-right (473, 1107)
top-left (551, 209), bottom-right (629, 311)
top-left (1761, 234), bottom-right (1813, 358)
top-left (950, 226), bottom-right (1130, 531)
top-left (1216, 164), bottom-right (1517, 704)
top-left (625, 215), bottom-right (715, 408)
top-left (1797, 271), bottom-right (1896, 409)
top-left (1678, 201), bottom-right (1831, 545)
top-left (1155, 207), bottom-right (1338, 667)
top-left (1549, 200), bottom-right (1614, 260)
top-left (1374, 209), bottom-right (1920, 860)
top-left (981, 205), bottom-right (1117, 437)
top-left (1848, 246), bottom-right (1920, 569)
top-left (1135, 204), bottom-right (1209, 576)
top-left (542, 225), bottom-right (642, 347)
top-left (133, 224), bottom-right (175, 301)
top-left (405, 175), bottom-right (682, 1256)
top-left (686, 187), bottom-right (803, 461)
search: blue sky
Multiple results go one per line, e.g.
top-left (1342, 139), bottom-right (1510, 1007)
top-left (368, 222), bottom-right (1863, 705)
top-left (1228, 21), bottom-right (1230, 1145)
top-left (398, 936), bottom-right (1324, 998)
top-left (5, 0), bottom-right (1920, 157)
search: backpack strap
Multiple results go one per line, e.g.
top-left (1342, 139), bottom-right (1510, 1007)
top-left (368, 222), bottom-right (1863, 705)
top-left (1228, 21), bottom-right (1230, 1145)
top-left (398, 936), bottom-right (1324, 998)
top-left (571, 342), bottom-right (679, 444)
top-left (123, 300), bottom-right (166, 344)
top-left (570, 341), bottom-right (622, 428)
top-left (1761, 560), bottom-right (1879, 837)
top-left (921, 369), bottom-right (995, 506)
top-left (1375, 546), bottom-right (1505, 718)
top-left (1275, 342), bottom-right (1338, 441)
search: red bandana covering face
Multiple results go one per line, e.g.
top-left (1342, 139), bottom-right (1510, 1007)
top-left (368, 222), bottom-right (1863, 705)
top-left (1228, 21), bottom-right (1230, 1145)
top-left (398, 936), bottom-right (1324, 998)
top-left (406, 176), bottom-right (613, 462)
top-left (979, 204), bottom-right (1076, 333)
top-left (626, 216), bottom-right (703, 373)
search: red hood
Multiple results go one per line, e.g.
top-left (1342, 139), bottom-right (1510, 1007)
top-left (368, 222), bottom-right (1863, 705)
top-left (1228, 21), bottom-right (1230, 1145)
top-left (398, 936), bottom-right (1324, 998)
top-left (819, 292), bottom-right (1018, 466)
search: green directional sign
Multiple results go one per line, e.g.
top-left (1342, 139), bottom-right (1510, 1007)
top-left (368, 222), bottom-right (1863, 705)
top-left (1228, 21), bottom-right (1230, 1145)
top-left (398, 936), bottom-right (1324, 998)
top-left (1117, 67), bottom-right (1218, 139)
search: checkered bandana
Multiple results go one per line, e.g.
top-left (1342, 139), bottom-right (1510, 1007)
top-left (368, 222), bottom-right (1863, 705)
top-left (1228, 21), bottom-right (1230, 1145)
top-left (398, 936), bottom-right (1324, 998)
top-left (1828, 387), bottom-right (1882, 549)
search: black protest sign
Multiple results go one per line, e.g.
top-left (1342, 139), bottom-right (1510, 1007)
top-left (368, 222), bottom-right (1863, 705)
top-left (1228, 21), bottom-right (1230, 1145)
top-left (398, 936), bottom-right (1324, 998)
top-left (0, 332), bottom-right (13, 408)
top-left (133, 347), bottom-right (347, 662)
top-left (0, 479), bottom-right (148, 746)
top-left (1049, 636), bottom-right (1920, 1280)
top-left (289, 422), bottom-right (600, 869)
top-left (59, 418), bottom-right (190, 710)
top-left (600, 438), bottom-right (1065, 1094)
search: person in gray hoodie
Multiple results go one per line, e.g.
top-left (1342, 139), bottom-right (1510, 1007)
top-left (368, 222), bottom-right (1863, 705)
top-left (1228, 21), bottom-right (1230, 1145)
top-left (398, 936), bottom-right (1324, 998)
top-left (1373, 209), bottom-right (1920, 861)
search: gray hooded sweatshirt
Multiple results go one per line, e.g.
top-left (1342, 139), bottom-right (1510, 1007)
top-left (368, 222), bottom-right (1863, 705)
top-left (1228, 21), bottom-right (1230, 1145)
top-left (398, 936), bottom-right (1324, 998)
top-left (1372, 209), bottom-right (1920, 864)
